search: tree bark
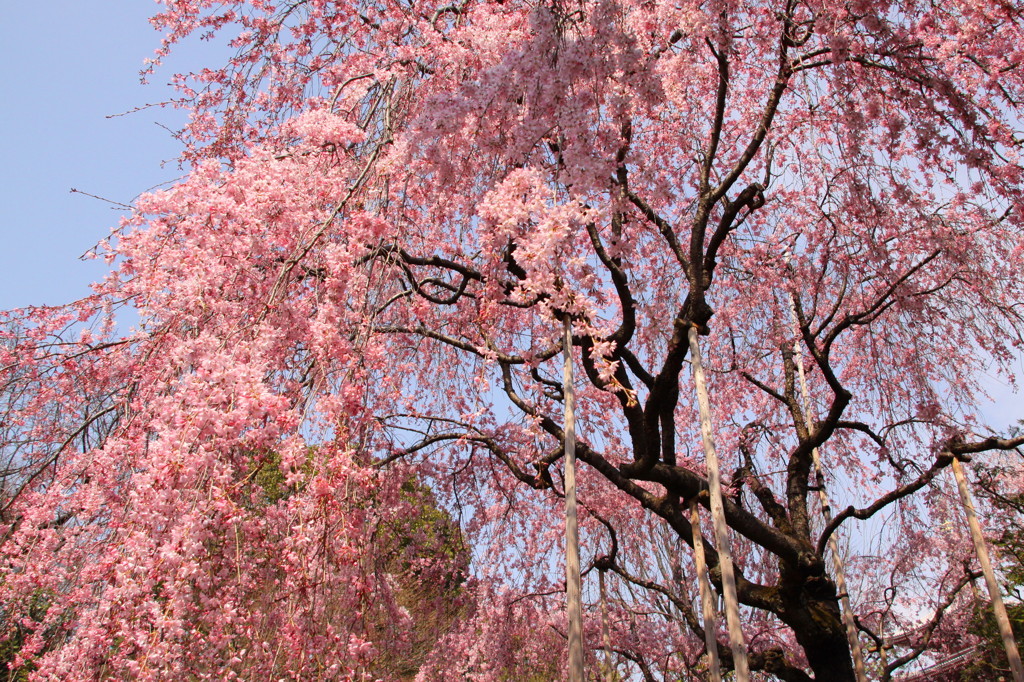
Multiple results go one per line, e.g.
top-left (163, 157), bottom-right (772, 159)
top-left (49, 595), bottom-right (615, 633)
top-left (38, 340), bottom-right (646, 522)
top-left (781, 596), bottom-right (856, 682)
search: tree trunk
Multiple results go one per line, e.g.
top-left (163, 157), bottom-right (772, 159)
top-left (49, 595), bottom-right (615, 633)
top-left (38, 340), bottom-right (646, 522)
top-left (776, 570), bottom-right (857, 682)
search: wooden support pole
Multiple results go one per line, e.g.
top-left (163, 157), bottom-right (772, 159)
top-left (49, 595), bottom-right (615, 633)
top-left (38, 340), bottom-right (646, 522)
top-left (599, 569), bottom-right (614, 682)
top-left (687, 327), bottom-right (749, 681)
top-left (951, 456), bottom-right (1024, 682)
top-left (789, 300), bottom-right (867, 682)
top-left (563, 317), bottom-right (585, 682)
top-left (875, 609), bottom-right (889, 673)
top-left (811, 446), bottom-right (867, 681)
top-left (690, 499), bottom-right (723, 681)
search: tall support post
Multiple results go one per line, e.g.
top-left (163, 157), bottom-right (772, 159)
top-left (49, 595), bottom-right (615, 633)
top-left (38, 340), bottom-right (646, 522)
top-left (599, 569), bottom-right (614, 682)
top-left (951, 456), bottom-right (1024, 682)
top-left (690, 499), bottom-right (723, 681)
top-left (687, 326), bottom-right (750, 681)
top-left (789, 299), bottom-right (867, 682)
top-left (877, 615), bottom-right (888, 672)
top-left (563, 317), bottom-right (585, 682)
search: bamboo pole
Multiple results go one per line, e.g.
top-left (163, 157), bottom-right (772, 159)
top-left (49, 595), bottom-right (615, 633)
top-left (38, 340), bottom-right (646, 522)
top-left (788, 300), bottom-right (867, 682)
top-left (951, 456), bottom-right (1024, 682)
top-left (599, 569), bottom-right (614, 682)
top-left (687, 326), bottom-right (749, 680)
top-left (563, 317), bottom-right (585, 682)
top-left (690, 499), bottom-right (723, 681)
top-left (878, 615), bottom-right (888, 672)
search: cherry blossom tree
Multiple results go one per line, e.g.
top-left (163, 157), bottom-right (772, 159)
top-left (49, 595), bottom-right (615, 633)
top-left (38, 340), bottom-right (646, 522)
top-left (3, 0), bottom-right (1024, 679)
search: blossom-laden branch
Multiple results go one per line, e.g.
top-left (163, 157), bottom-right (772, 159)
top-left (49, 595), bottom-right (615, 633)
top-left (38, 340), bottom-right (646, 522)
top-left (4, 0), bottom-right (1024, 679)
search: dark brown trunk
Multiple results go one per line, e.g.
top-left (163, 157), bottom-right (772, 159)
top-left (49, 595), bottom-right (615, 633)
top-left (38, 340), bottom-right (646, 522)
top-left (778, 576), bottom-right (856, 682)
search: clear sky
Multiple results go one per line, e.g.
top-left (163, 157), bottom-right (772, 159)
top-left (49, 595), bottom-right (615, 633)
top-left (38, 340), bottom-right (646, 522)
top-left (0, 0), bottom-right (220, 310)
top-left (0, 1), bottom-right (1019, 429)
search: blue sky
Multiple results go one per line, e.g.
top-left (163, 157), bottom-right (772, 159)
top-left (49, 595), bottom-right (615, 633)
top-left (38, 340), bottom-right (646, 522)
top-left (0, 0), bottom-right (220, 310)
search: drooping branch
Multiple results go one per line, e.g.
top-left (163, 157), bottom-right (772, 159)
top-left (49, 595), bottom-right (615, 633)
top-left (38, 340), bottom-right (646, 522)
top-left (881, 568), bottom-right (984, 681)
top-left (819, 434), bottom-right (1024, 555)
top-left (634, 463), bottom-right (816, 571)
top-left (583, 220), bottom-right (637, 347)
top-left (817, 250), bottom-right (942, 356)
top-left (621, 187), bottom-right (690, 271)
top-left (702, 182), bottom-right (765, 281)
top-left (818, 451), bottom-right (953, 556)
